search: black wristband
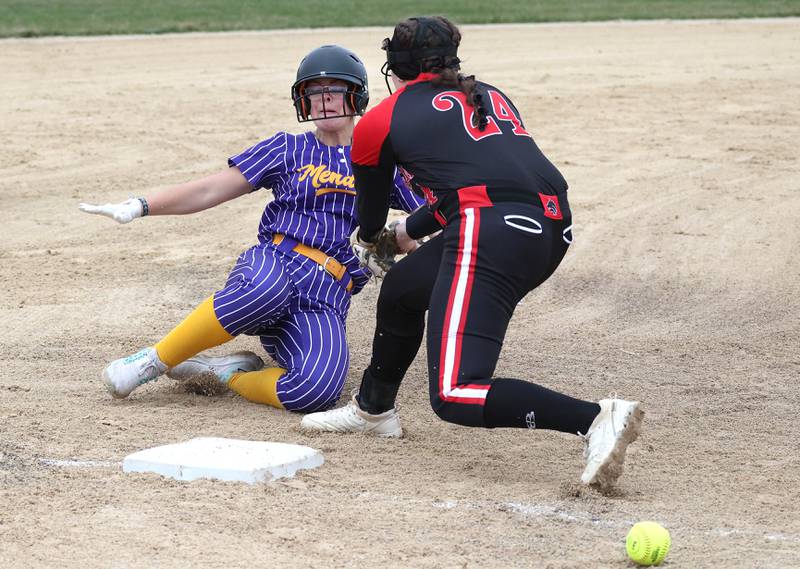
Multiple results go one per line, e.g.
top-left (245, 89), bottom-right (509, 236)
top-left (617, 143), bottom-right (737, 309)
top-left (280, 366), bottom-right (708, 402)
top-left (137, 197), bottom-right (149, 217)
top-left (357, 228), bottom-right (380, 244)
top-left (405, 205), bottom-right (442, 239)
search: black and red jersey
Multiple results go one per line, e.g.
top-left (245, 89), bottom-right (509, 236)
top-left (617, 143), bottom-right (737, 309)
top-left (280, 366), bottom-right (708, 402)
top-left (351, 73), bottom-right (568, 240)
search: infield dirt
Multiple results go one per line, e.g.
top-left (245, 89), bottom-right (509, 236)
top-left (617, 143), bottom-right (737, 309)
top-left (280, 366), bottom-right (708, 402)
top-left (1, 19), bottom-right (798, 568)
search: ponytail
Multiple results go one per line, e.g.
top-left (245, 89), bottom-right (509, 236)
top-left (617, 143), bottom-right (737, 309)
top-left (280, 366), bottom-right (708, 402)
top-left (433, 69), bottom-right (490, 131)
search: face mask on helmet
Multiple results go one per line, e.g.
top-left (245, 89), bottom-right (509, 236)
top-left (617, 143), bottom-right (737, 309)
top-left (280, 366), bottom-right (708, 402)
top-left (291, 45), bottom-right (370, 123)
top-left (293, 82), bottom-right (366, 123)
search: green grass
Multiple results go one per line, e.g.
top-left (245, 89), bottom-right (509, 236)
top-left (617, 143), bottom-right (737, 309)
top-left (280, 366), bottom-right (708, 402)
top-left (1, 0), bottom-right (798, 38)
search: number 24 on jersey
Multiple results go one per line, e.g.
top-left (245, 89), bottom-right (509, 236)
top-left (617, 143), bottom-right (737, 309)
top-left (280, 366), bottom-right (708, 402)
top-left (432, 90), bottom-right (531, 141)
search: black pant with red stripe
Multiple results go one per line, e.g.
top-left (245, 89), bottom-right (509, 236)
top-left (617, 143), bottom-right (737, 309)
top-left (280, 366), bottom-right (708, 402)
top-left (359, 188), bottom-right (601, 433)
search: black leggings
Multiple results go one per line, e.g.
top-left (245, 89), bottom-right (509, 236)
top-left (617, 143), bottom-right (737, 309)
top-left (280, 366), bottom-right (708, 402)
top-left (360, 191), bottom-right (599, 432)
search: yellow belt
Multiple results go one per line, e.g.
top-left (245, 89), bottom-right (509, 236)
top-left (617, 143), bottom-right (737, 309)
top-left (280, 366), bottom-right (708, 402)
top-left (272, 234), bottom-right (353, 292)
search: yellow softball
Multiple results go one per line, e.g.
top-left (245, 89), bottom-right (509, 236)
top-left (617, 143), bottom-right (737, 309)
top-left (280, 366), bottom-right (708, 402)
top-left (626, 521), bottom-right (671, 566)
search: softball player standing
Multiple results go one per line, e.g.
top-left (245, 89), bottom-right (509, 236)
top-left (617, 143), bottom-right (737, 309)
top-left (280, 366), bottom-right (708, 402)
top-left (79, 45), bottom-right (423, 412)
top-left (301, 20), bottom-right (644, 488)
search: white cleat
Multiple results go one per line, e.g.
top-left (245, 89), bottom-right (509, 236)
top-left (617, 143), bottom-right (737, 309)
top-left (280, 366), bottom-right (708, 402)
top-left (300, 395), bottom-right (403, 438)
top-left (103, 347), bottom-right (168, 399)
top-left (580, 398), bottom-right (644, 489)
top-left (166, 351), bottom-right (264, 383)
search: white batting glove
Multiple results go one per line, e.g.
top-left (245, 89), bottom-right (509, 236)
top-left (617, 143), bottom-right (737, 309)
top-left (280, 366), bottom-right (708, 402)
top-left (78, 198), bottom-right (145, 224)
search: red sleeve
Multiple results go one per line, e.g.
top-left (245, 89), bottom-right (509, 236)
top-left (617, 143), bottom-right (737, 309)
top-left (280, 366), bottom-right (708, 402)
top-left (351, 93), bottom-right (399, 167)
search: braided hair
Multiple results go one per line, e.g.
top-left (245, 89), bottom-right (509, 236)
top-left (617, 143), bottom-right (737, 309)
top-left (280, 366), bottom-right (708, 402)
top-left (387, 16), bottom-right (490, 130)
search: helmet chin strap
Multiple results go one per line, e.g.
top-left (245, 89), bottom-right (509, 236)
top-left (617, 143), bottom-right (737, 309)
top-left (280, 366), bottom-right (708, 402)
top-left (381, 61), bottom-right (394, 94)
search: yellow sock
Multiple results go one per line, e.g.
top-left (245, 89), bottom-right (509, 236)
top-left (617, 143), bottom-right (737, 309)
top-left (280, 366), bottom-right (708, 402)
top-left (228, 367), bottom-right (286, 409)
top-left (154, 296), bottom-right (234, 368)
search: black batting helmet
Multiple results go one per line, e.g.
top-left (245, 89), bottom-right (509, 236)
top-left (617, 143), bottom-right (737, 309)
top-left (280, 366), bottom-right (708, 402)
top-left (291, 45), bottom-right (369, 123)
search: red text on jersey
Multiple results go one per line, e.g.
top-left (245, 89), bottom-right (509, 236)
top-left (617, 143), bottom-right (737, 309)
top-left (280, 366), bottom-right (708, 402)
top-left (488, 90), bottom-right (531, 137)
top-left (432, 91), bottom-right (502, 141)
top-left (432, 89), bottom-right (531, 141)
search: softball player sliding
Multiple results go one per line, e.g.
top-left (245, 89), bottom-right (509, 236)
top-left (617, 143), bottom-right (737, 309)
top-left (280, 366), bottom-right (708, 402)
top-left (79, 45), bottom-right (423, 412)
top-left (301, 19), bottom-right (644, 488)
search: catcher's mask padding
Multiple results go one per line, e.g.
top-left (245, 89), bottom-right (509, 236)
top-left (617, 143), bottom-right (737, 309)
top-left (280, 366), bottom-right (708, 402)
top-left (291, 45), bottom-right (369, 123)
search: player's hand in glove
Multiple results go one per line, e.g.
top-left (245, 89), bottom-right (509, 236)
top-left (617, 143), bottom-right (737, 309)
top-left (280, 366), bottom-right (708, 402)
top-left (352, 220), bottom-right (418, 278)
top-left (393, 220), bottom-right (419, 254)
top-left (78, 197), bottom-right (145, 224)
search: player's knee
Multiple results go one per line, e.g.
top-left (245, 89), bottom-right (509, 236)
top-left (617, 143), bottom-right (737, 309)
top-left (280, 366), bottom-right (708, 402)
top-left (428, 390), bottom-right (457, 424)
top-left (427, 364), bottom-right (473, 426)
top-left (277, 366), bottom-right (347, 413)
top-left (215, 276), bottom-right (292, 336)
top-left (282, 385), bottom-right (343, 413)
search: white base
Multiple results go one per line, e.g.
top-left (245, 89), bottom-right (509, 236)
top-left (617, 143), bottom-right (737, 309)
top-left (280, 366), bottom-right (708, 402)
top-left (122, 437), bottom-right (324, 484)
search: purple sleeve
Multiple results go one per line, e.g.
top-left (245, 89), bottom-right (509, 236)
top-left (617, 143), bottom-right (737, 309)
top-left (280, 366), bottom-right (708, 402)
top-left (389, 169), bottom-right (425, 213)
top-left (228, 132), bottom-right (288, 190)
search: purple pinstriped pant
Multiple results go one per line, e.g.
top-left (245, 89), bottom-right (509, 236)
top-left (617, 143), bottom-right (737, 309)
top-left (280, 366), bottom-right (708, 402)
top-left (213, 242), bottom-right (351, 412)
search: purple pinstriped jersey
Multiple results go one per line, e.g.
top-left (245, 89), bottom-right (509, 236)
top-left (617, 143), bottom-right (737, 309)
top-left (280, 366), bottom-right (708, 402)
top-left (229, 131), bottom-right (423, 293)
